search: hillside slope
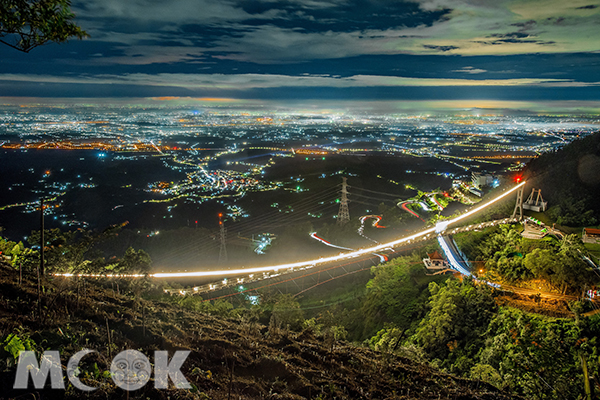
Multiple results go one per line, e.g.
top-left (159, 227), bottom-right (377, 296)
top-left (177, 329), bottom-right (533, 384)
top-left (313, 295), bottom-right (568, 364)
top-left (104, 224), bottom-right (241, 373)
top-left (0, 261), bottom-right (518, 400)
top-left (524, 131), bottom-right (600, 226)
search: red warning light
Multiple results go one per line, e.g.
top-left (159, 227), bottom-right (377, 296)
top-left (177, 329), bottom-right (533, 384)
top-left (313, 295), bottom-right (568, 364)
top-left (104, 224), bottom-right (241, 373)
top-left (515, 176), bottom-right (522, 183)
top-left (218, 213), bottom-right (222, 218)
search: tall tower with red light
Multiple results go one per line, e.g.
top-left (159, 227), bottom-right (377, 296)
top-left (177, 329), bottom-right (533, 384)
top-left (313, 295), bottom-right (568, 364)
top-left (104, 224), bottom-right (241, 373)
top-left (218, 213), bottom-right (228, 263)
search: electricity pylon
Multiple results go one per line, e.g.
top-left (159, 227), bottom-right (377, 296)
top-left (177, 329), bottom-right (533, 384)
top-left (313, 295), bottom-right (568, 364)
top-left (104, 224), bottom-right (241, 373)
top-left (337, 177), bottom-right (350, 225)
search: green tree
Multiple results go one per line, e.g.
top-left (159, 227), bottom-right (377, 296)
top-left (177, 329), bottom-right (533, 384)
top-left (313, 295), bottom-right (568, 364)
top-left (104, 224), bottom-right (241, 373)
top-left (470, 363), bottom-right (503, 389)
top-left (368, 327), bottom-right (405, 354)
top-left (28, 227), bottom-right (120, 273)
top-left (361, 254), bottom-right (438, 339)
top-left (0, 237), bottom-right (31, 267)
top-left (324, 324), bottom-right (348, 352)
top-left (414, 278), bottom-right (497, 372)
top-left (548, 197), bottom-right (597, 227)
top-left (109, 247), bottom-right (152, 275)
top-left (302, 317), bottom-right (323, 335)
top-left (270, 294), bottom-right (304, 330)
top-left (460, 224), bottom-right (532, 282)
top-left (479, 308), bottom-right (591, 399)
top-left (523, 247), bottom-right (590, 294)
top-left (178, 295), bottom-right (233, 317)
top-left (0, 0), bottom-right (87, 52)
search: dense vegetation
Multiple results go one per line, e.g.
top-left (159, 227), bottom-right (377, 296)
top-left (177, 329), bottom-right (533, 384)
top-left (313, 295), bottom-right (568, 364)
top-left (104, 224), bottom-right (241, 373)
top-left (300, 249), bottom-right (600, 400)
top-left (1, 226), bottom-right (152, 276)
top-left (161, 222), bottom-right (600, 400)
top-left (524, 131), bottom-right (600, 227)
top-left (453, 224), bottom-right (596, 295)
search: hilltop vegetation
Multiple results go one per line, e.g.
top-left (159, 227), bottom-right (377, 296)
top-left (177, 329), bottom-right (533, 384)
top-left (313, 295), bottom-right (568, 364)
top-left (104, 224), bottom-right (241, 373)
top-left (454, 224), bottom-right (596, 294)
top-left (524, 131), bottom-right (600, 226)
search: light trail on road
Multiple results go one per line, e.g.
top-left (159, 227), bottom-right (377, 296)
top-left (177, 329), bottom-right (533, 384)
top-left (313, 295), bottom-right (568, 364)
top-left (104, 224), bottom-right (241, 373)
top-left (398, 200), bottom-right (426, 221)
top-left (309, 231), bottom-right (388, 263)
top-left (429, 194), bottom-right (444, 210)
top-left (310, 232), bottom-right (353, 251)
top-left (359, 215), bottom-right (386, 229)
top-left (55, 181), bottom-right (526, 279)
top-left (358, 215), bottom-right (385, 244)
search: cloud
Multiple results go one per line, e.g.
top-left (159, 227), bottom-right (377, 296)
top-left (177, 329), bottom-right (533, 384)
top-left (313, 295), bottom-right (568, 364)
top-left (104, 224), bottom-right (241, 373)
top-left (1, 72), bottom-right (597, 90)
top-left (65, 0), bottom-right (600, 66)
top-left (74, 0), bottom-right (252, 24)
top-left (151, 96), bottom-right (240, 102)
top-left (423, 44), bottom-right (459, 52)
top-left (452, 66), bottom-right (487, 74)
top-left (94, 45), bottom-right (207, 65)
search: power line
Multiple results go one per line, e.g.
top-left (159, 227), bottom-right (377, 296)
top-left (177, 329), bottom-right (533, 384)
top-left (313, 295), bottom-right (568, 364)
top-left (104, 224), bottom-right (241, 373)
top-left (352, 186), bottom-right (403, 198)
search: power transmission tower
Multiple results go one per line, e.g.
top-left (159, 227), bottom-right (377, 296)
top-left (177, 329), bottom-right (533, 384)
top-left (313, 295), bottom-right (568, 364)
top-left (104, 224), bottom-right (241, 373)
top-left (218, 213), bottom-right (228, 263)
top-left (512, 184), bottom-right (524, 220)
top-left (337, 177), bottom-right (350, 225)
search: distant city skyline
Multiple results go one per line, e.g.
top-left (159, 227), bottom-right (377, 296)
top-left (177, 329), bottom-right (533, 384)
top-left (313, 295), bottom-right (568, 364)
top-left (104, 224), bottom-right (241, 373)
top-left (1, 0), bottom-right (600, 105)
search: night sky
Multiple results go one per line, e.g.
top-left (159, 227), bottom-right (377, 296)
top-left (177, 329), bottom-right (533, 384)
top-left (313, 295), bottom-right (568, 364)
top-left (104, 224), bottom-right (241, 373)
top-left (1, 0), bottom-right (600, 105)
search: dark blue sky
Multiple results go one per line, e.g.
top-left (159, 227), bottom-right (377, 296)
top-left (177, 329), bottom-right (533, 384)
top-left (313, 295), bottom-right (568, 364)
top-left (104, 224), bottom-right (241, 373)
top-left (1, 0), bottom-right (599, 106)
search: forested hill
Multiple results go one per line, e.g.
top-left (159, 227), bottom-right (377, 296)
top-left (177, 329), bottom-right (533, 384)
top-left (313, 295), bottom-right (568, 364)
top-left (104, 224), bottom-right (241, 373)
top-left (523, 131), bottom-right (600, 226)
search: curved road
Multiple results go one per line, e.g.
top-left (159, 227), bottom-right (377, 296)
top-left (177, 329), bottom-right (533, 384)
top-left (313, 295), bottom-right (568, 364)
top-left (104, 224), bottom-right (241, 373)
top-left (358, 215), bottom-right (386, 243)
top-left (397, 200), bottom-right (426, 221)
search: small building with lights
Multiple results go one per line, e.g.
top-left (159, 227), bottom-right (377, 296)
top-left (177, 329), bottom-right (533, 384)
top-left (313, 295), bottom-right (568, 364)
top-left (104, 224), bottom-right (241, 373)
top-left (423, 250), bottom-right (451, 273)
top-left (472, 172), bottom-right (494, 188)
top-left (583, 228), bottom-right (600, 244)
